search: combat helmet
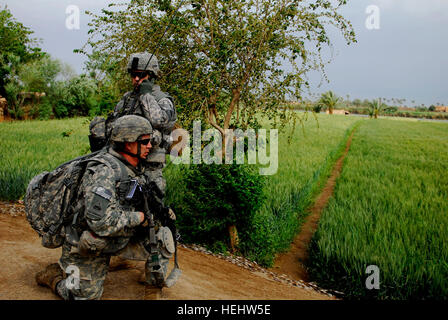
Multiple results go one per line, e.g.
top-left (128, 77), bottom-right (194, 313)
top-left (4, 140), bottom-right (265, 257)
top-left (111, 115), bottom-right (153, 143)
top-left (127, 52), bottom-right (160, 78)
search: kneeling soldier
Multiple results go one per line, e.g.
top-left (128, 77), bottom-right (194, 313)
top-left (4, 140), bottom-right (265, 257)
top-left (35, 115), bottom-right (176, 300)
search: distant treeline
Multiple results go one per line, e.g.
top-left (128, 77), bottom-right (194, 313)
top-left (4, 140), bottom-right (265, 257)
top-left (286, 92), bottom-right (448, 120)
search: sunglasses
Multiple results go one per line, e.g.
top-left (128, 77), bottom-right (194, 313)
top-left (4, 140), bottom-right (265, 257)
top-left (137, 138), bottom-right (151, 146)
top-left (130, 71), bottom-right (149, 79)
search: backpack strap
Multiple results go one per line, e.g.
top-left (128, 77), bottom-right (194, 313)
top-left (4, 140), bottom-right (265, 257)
top-left (98, 152), bottom-right (130, 184)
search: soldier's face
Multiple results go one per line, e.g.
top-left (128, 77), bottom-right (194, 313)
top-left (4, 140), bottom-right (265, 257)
top-left (124, 134), bottom-right (152, 160)
top-left (131, 70), bottom-right (149, 87)
top-left (137, 134), bottom-right (152, 159)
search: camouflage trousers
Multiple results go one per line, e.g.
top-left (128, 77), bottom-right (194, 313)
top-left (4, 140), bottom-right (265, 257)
top-left (56, 237), bottom-right (170, 300)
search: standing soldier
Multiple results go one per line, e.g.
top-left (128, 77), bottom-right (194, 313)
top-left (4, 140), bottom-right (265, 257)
top-left (105, 52), bottom-right (177, 204)
top-left (36, 115), bottom-right (177, 300)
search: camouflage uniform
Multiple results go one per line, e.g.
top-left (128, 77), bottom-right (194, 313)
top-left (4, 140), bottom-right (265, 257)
top-left (55, 149), bottom-right (173, 300)
top-left (54, 117), bottom-right (174, 300)
top-left (109, 78), bottom-right (176, 198)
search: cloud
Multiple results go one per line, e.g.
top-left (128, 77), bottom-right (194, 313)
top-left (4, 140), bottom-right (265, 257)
top-left (374, 0), bottom-right (448, 19)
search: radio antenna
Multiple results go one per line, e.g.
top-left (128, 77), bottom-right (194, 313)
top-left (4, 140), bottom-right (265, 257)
top-left (142, 0), bottom-right (187, 72)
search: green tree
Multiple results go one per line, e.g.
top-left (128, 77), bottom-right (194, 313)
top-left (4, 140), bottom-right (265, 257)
top-left (5, 55), bottom-right (67, 119)
top-left (83, 0), bottom-right (356, 132)
top-left (5, 54), bottom-right (99, 119)
top-left (52, 75), bottom-right (98, 118)
top-left (82, 51), bottom-right (122, 115)
top-left (319, 90), bottom-right (340, 114)
top-left (0, 6), bottom-right (43, 96)
top-left (17, 55), bottom-right (63, 93)
top-left (82, 0), bottom-right (356, 253)
top-left (352, 98), bottom-right (362, 107)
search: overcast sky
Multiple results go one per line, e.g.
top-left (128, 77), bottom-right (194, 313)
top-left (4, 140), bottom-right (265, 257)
top-left (1, 0), bottom-right (447, 106)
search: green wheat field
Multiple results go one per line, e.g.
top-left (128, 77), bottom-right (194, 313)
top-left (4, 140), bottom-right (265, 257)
top-left (1, 115), bottom-right (447, 299)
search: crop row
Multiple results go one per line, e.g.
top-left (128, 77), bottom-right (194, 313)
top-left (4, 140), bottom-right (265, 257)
top-left (308, 119), bottom-right (448, 299)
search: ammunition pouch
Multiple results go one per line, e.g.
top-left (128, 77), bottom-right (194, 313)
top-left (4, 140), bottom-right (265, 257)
top-left (88, 135), bottom-right (106, 153)
top-left (88, 117), bottom-right (107, 152)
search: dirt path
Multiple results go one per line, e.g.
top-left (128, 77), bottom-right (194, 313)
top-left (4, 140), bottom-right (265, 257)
top-left (270, 132), bottom-right (354, 282)
top-left (0, 205), bottom-right (334, 300)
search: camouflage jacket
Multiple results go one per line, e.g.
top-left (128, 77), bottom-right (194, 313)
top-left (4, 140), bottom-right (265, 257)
top-left (73, 149), bottom-right (147, 252)
top-left (109, 79), bottom-right (177, 163)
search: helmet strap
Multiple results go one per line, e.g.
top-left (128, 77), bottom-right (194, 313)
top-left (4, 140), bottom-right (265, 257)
top-left (120, 149), bottom-right (139, 158)
top-left (120, 142), bottom-right (141, 159)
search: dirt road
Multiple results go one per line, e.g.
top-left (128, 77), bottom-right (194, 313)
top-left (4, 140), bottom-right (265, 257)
top-left (270, 131), bottom-right (354, 282)
top-left (0, 205), bottom-right (333, 300)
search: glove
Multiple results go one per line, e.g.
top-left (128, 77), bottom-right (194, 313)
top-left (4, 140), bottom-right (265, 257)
top-left (78, 230), bottom-right (107, 255)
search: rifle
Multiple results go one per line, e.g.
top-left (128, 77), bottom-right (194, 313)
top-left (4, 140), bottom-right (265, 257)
top-left (129, 179), bottom-right (181, 288)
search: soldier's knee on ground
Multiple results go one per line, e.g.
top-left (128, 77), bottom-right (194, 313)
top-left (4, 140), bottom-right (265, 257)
top-left (59, 244), bottom-right (110, 300)
top-left (56, 277), bottom-right (105, 300)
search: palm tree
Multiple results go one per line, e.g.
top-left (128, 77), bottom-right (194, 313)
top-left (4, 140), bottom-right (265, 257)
top-left (368, 98), bottom-right (384, 119)
top-left (319, 91), bottom-right (340, 115)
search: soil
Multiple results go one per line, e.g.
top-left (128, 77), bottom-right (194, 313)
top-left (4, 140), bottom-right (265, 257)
top-left (269, 132), bottom-right (354, 282)
top-left (0, 204), bottom-right (333, 300)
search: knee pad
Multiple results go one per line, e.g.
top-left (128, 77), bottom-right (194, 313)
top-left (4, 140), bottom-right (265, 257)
top-left (157, 226), bottom-right (175, 259)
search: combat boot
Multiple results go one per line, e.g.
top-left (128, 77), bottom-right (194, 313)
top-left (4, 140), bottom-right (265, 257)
top-left (35, 263), bottom-right (64, 294)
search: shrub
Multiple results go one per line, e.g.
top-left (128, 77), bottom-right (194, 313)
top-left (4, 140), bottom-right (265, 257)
top-left (313, 104), bottom-right (323, 113)
top-left (4, 81), bottom-right (24, 119)
top-left (37, 98), bottom-right (53, 119)
top-left (52, 75), bottom-right (98, 117)
top-left (174, 163), bottom-right (266, 253)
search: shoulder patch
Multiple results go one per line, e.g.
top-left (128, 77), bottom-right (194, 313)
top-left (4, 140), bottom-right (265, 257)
top-left (94, 186), bottom-right (112, 200)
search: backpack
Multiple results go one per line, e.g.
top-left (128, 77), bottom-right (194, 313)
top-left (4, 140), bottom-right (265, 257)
top-left (88, 86), bottom-right (176, 153)
top-left (88, 117), bottom-right (107, 152)
top-left (24, 151), bottom-right (127, 248)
